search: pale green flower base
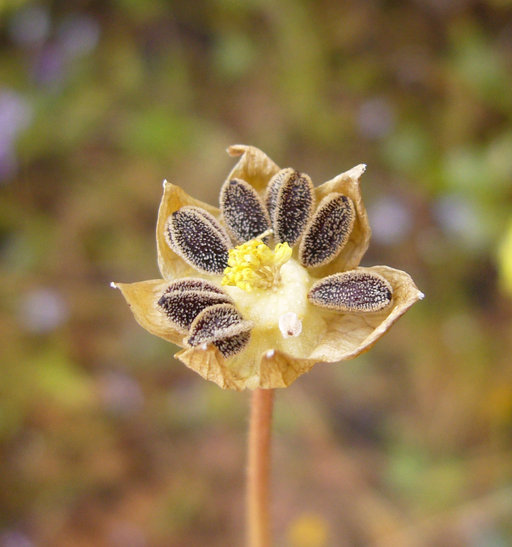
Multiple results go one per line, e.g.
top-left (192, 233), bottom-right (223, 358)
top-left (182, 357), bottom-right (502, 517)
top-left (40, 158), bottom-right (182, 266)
top-left (223, 258), bottom-right (327, 389)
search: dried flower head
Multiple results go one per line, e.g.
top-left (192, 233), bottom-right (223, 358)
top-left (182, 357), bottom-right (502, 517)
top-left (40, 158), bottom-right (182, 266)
top-left (113, 145), bottom-right (423, 390)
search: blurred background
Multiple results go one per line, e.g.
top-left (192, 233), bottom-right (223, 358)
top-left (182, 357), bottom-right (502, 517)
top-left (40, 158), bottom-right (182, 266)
top-left (1, 0), bottom-right (512, 545)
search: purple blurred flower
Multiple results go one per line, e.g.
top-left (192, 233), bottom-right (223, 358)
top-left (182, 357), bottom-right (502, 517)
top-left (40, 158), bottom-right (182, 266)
top-left (58, 15), bottom-right (100, 60)
top-left (0, 90), bottom-right (32, 142)
top-left (18, 288), bottom-right (69, 334)
top-left (368, 196), bottom-right (412, 245)
top-left (0, 530), bottom-right (34, 547)
top-left (7, 5), bottom-right (50, 46)
top-left (31, 14), bottom-right (100, 86)
top-left (357, 97), bottom-right (395, 140)
top-left (98, 371), bottom-right (144, 416)
top-left (33, 43), bottom-right (66, 86)
top-left (434, 194), bottom-right (486, 249)
top-left (0, 89), bottom-right (32, 182)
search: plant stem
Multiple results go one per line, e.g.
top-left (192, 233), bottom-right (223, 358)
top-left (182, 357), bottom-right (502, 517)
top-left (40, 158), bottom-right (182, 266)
top-left (247, 388), bottom-right (275, 547)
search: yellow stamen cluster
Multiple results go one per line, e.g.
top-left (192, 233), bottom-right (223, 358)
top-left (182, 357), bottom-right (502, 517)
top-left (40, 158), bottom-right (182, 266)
top-left (222, 240), bottom-right (292, 292)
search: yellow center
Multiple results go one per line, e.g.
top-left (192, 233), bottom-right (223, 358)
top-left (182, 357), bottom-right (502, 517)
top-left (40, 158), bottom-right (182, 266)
top-left (222, 239), bottom-right (292, 292)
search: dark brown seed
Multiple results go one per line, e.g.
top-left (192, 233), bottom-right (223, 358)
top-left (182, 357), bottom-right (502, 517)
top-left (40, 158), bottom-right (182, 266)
top-left (220, 178), bottom-right (270, 243)
top-left (213, 331), bottom-right (251, 358)
top-left (273, 170), bottom-right (315, 246)
top-left (308, 271), bottom-right (393, 313)
top-left (166, 206), bottom-right (231, 275)
top-left (194, 207), bottom-right (232, 248)
top-left (299, 193), bottom-right (355, 268)
top-left (265, 168), bottom-right (295, 225)
top-left (164, 277), bottom-right (226, 296)
top-left (186, 303), bottom-right (253, 356)
top-left (158, 290), bottom-right (232, 332)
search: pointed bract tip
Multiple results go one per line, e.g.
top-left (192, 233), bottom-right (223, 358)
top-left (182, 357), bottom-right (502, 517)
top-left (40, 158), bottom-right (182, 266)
top-left (110, 282), bottom-right (118, 289)
top-left (227, 144), bottom-right (246, 157)
top-left (418, 291), bottom-right (425, 300)
top-left (352, 163), bottom-right (367, 179)
top-left (342, 163), bottom-right (367, 183)
top-left (265, 349), bottom-right (275, 359)
top-left (162, 178), bottom-right (168, 188)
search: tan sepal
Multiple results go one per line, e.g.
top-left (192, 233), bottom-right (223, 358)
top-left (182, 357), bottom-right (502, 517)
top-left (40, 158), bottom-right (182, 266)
top-left (226, 144), bottom-right (281, 193)
top-left (257, 350), bottom-right (316, 389)
top-left (312, 164), bottom-right (371, 276)
top-left (310, 265), bottom-right (423, 362)
top-left (156, 181), bottom-right (221, 280)
top-left (115, 279), bottom-right (185, 345)
top-left (175, 345), bottom-right (250, 391)
top-left (175, 345), bottom-right (317, 391)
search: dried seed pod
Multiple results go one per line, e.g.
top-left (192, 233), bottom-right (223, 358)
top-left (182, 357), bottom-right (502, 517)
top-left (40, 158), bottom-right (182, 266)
top-left (272, 169), bottom-right (315, 246)
top-left (165, 277), bottom-right (226, 296)
top-left (220, 178), bottom-right (270, 243)
top-left (158, 290), bottom-right (232, 332)
top-left (165, 206), bottom-right (231, 274)
top-left (187, 303), bottom-right (253, 358)
top-left (299, 193), bottom-right (355, 268)
top-left (308, 270), bottom-right (393, 313)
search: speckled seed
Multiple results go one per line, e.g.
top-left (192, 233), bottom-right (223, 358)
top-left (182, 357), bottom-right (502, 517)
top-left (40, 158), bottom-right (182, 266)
top-left (186, 303), bottom-right (253, 357)
top-left (213, 331), bottom-right (251, 358)
top-left (299, 193), bottom-right (355, 268)
top-left (265, 168), bottom-right (295, 225)
top-left (166, 206), bottom-right (231, 274)
top-left (194, 207), bottom-right (232, 248)
top-left (273, 169), bottom-right (315, 246)
top-left (164, 277), bottom-right (226, 296)
top-left (165, 225), bottom-right (176, 248)
top-left (157, 290), bottom-right (232, 333)
top-left (220, 178), bottom-right (270, 243)
top-left (308, 271), bottom-right (393, 313)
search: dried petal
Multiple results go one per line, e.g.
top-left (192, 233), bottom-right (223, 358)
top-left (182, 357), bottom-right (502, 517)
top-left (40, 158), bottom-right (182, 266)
top-left (308, 270), bottom-right (393, 313)
top-left (187, 303), bottom-right (253, 357)
top-left (227, 145), bottom-right (281, 193)
top-left (166, 206), bottom-right (231, 274)
top-left (273, 169), bottom-right (315, 246)
top-left (158, 290), bottom-right (232, 332)
top-left (220, 178), bottom-right (270, 243)
top-left (165, 277), bottom-right (226, 295)
top-left (115, 279), bottom-right (186, 346)
top-left (299, 193), bottom-right (356, 268)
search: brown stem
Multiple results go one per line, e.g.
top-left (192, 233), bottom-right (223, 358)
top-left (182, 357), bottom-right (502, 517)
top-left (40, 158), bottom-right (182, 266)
top-left (247, 388), bottom-right (275, 547)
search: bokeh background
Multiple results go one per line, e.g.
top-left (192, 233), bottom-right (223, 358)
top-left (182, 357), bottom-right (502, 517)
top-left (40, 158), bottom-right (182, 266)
top-left (2, 1), bottom-right (512, 545)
